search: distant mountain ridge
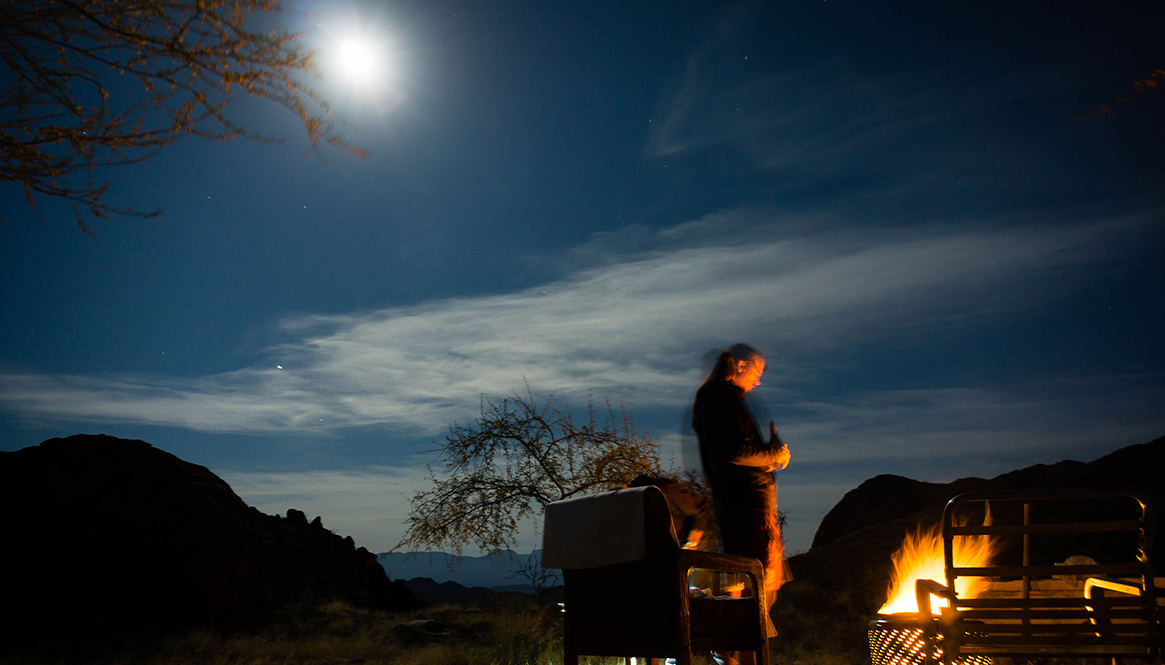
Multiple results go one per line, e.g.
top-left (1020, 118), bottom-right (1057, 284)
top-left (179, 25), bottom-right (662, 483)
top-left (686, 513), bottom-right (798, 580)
top-left (400, 576), bottom-right (550, 606)
top-left (378, 549), bottom-right (544, 590)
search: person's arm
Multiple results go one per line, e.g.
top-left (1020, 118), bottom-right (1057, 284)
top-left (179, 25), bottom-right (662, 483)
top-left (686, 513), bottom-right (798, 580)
top-left (714, 397), bottom-right (789, 469)
top-left (684, 493), bottom-right (715, 546)
top-left (765, 420), bottom-right (790, 471)
top-left (696, 387), bottom-right (789, 471)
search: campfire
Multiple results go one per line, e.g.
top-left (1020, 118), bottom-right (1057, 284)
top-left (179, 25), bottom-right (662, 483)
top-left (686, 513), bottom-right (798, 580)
top-left (879, 511), bottom-right (996, 615)
top-left (868, 511), bottom-right (997, 665)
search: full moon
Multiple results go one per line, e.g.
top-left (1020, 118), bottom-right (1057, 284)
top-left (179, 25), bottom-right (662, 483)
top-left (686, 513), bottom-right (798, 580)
top-left (333, 37), bottom-right (383, 85)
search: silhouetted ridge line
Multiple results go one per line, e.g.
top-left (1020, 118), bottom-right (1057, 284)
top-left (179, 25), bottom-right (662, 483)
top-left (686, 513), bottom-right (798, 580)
top-left (0, 434), bottom-right (420, 648)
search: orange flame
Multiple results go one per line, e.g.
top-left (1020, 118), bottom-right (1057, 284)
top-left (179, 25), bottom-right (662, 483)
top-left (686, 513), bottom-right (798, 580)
top-left (879, 510), bottom-right (996, 615)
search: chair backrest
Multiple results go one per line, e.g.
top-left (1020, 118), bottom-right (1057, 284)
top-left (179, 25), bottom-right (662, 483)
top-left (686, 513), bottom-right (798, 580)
top-left (542, 485), bottom-right (679, 571)
top-left (938, 488), bottom-right (1158, 658)
top-left (941, 488), bottom-right (1153, 593)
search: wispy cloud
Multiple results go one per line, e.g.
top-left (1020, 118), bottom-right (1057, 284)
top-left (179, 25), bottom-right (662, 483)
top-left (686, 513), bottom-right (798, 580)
top-left (642, 4), bottom-right (1109, 211)
top-left (647, 57), bottom-right (903, 174)
top-left (784, 377), bottom-right (1165, 473)
top-left (5, 210), bottom-right (1148, 559)
top-left (0, 210), bottom-right (1147, 437)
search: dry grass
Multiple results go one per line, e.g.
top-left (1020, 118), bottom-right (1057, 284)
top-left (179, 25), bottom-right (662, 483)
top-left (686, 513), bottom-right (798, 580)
top-left (0, 594), bottom-right (873, 665)
top-left (0, 599), bottom-right (564, 665)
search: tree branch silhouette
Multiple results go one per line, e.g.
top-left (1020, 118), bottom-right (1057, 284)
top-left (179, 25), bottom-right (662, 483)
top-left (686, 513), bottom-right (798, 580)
top-left (1, 0), bottom-right (365, 232)
top-left (397, 386), bottom-right (665, 556)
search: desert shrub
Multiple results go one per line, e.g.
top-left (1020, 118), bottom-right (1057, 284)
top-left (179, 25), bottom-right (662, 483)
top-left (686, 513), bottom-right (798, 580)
top-left (488, 603), bottom-right (562, 665)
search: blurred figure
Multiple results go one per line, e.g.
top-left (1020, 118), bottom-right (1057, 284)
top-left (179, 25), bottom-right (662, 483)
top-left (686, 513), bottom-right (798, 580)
top-left (693, 344), bottom-right (791, 626)
top-left (627, 474), bottom-right (725, 594)
top-left (627, 474), bottom-right (716, 552)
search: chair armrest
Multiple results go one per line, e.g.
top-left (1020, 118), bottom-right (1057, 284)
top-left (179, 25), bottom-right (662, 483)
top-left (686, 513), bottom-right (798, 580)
top-left (679, 550), bottom-right (771, 639)
top-left (678, 550), bottom-right (764, 578)
top-left (916, 578), bottom-right (956, 610)
top-left (1085, 576), bottom-right (1144, 598)
top-left (678, 550), bottom-right (766, 595)
top-left (915, 579), bottom-right (954, 665)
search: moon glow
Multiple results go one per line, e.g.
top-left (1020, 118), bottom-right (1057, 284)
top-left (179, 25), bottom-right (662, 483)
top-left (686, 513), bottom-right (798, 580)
top-left (332, 37), bottom-right (384, 86)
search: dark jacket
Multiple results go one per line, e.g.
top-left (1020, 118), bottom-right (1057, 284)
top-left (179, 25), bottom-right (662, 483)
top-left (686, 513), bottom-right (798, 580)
top-left (692, 381), bottom-right (788, 542)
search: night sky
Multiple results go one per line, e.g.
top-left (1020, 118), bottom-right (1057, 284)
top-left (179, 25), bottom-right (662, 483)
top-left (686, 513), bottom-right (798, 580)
top-left (2, 0), bottom-right (1163, 556)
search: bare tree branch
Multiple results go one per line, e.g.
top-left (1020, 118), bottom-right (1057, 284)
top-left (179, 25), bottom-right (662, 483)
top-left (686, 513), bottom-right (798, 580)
top-left (396, 386), bottom-right (665, 556)
top-left (504, 549), bottom-right (561, 603)
top-left (1, 0), bottom-right (364, 232)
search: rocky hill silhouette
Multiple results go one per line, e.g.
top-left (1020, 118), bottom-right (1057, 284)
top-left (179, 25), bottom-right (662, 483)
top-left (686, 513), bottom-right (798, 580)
top-left (0, 434), bottom-right (421, 647)
top-left (781, 435), bottom-right (1164, 656)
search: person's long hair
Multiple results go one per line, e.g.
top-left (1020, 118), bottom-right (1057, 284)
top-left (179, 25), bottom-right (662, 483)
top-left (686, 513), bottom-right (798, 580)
top-left (699, 343), bottom-right (762, 390)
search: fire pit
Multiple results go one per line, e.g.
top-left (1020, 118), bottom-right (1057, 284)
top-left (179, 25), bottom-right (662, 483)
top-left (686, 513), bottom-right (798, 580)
top-left (871, 506), bottom-right (999, 665)
top-left (867, 613), bottom-right (991, 665)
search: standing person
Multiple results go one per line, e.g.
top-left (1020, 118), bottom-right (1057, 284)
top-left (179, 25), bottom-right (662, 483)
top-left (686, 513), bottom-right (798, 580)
top-left (693, 343), bottom-right (791, 619)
